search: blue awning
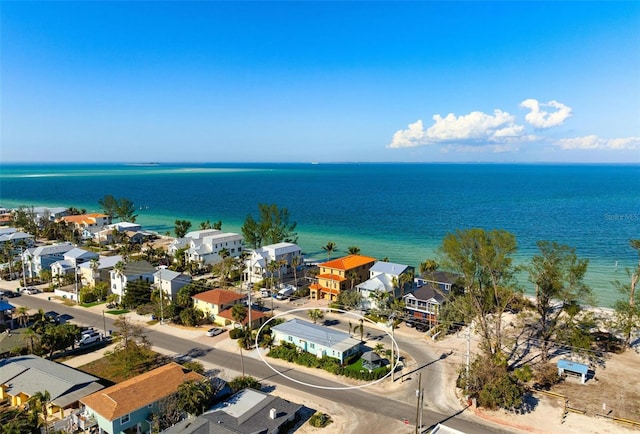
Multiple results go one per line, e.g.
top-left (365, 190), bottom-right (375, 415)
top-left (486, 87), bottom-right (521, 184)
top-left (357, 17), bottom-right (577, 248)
top-left (557, 359), bottom-right (588, 375)
top-left (0, 300), bottom-right (15, 312)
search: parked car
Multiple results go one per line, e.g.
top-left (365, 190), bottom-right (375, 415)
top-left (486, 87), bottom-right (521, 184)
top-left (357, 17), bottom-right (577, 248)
top-left (24, 287), bottom-right (40, 295)
top-left (276, 287), bottom-right (294, 300)
top-left (260, 289), bottom-right (271, 298)
top-left (404, 321), bottom-right (415, 328)
top-left (3, 291), bottom-right (20, 298)
top-left (415, 322), bottom-right (429, 332)
top-left (78, 331), bottom-right (102, 346)
top-left (206, 327), bottom-right (224, 337)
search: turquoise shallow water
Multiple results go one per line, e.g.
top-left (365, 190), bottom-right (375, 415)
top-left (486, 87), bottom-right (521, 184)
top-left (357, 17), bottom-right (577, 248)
top-left (1, 162), bottom-right (638, 307)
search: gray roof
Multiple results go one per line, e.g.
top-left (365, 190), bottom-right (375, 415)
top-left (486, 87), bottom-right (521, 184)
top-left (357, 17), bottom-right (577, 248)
top-left (361, 351), bottom-right (382, 363)
top-left (357, 275), bottom-right (392, 293)
top-left (370, 261), bottom-right (411, 276)
top-left (32, 243), bottom-right (74, 257)
top-left (64, 248), bottom-right (99, 262)
top-left (78, 255), bottom-right (123, 271)
top-left (404, 283), bottom-right (446, 304)
top-left (272, 318), bottom-right (360, 353)
top-left (426, 271), bottom-right (462, 285)
top-left (0, 355), bottom-right (103, 408)
top-left (163, 389), bottom-right (302, 434)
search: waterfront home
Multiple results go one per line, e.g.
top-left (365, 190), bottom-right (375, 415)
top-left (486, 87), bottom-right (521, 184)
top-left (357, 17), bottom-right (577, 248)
top-left (417, 270), bottom-right (462, 294)
top-left (356, 261), bottom-right (414, 311)
top-left (163, 388), bottom-right (302, 434)
top-left (154, 267), bottom-right (191, 302)
top-left (109, 260), bottom-right (156, 302)
top-left (309, 254), bottom-right (376, 301)
top-left (403, 283), bottom-right (446, 327)
top-left (0, 355), bottom-right (104, 419)
top-left (77, 255), bottom-right (123, 288)
top-left (80, 363), bottom-right (204, 434)
top-left (22, 243), bottom-right (74, 279)
top-left (243, 242), bottom-right (303, 283)
top-left (168, 229), bottom-right (244, 267)
top-left (31, 206), bottom-right (69, 223)
top-left (271, 318), bottom-right (361, 363)
top-left (59, 213), bottom-right (111, 235)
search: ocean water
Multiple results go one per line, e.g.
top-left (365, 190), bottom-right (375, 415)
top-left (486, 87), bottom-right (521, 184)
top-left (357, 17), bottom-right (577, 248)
top-left (0, 162), bottom-right (638, 307)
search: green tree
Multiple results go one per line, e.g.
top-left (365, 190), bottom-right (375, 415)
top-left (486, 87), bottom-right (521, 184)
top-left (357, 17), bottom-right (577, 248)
top-left (241, 203), bottom-right (298, 248)
top-left (419, 259), bottom-right (439, 278)
top-left (440, 228), bottom-right (519, 357)
top-left (528, 241), bottom-right (592, 362)
top-left (308, 309), bottom-right (324, 324)
top-left (27, 390), bottom-right (51, 434)
top-left (179, 307), bottom-right (204, 327)
top-left (322, 241), bottom-right (337, 260)
top-left (347, 246), bottom-right (361, 255)
top-left (174, 219), bottom-right (192, 238)
top-left (121, 279), bottom-right (152, 309)
top-left (228, 376), bottom-right (261, 393)
top-left (613, 239), bottom-right (640, 348)
top-left (98, 194), bottom-right (137, 222)
top-left (177, 379), bottom-right (214, 416)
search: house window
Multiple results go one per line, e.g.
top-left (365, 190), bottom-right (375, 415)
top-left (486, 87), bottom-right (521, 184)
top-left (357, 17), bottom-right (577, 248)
top-left (310, 343), bottom-right (315, 349)
top-left (288, 336), bottom-right (293, 342)
top-left (120, 414), bottom-right (130, 424)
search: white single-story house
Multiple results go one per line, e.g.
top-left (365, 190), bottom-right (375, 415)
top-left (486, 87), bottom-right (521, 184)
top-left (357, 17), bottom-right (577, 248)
top-left (271, 318), bottom-right (361, 363)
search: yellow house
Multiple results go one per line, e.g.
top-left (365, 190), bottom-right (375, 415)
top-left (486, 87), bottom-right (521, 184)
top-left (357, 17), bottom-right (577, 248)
top-left (0, 355), bottom-right (104, 419)
top-left (310, 254), bottom-right (376, 301)
top-left (192, 289), bottom-right (247, 324)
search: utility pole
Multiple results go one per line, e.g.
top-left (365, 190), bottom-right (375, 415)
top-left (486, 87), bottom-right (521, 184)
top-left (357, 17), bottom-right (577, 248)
top-left (466, 323), bottom-right (471, 389)
top-left (21, 247), bottom-right (27, 288)
top-left (415, 372), bottom-right (422, 434)
top-left (390, 314), bottom-right (396, 382)
top-left (75, 263), bottom-right (80, 305)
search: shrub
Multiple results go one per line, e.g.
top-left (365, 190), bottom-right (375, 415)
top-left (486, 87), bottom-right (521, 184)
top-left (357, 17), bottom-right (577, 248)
top-left (533, 363), bottom-right (562, 390)
top-left (229, 376), bottom-right (261, 393)
top-left (309, 412), bottom-right (332, 428)
top-left (229, 328), bottom-right (244, 339)
top-left (181, 360), bottom-right (205, 374)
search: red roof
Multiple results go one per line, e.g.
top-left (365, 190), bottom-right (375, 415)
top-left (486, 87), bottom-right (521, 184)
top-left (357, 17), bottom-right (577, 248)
top-left (317, 273), bottom-right (346, 282)
top-left (218, 308), bottom-right (266, 324)
top-left (320, 254), bottom-right (376, 271)
top-left (192, 289), bottom-right (246, 305)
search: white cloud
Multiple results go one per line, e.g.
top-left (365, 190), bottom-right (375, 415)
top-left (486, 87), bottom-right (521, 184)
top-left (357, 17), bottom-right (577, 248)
top-left (520, 99), bottom-right (572, 128)
top-left (556, 135), bottom-right (640, 150)
top-left (387, 109), bottom-right (525, 149)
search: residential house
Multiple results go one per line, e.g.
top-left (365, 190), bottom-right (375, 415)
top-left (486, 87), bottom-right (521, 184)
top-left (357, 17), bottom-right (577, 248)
top-left (94, 222), bottom-right (142, 244)
top-left (168, 229), bottom-right (244, 267)
top-left (163, 388), bottom-right (302, 434)
top-left (154, 267), bottom-right (191, 302)
top-left (80, 362), bottom-right (204, 434)
top-left (309, 254), bottom-right (376, 301)
top-left (418, 270), bottom-right (462, 294)
top-left (356, 261), bottom-right (414, 311)
top-left (403, 283), bottom-right (446, 327)
top-left (77, 255), bottom-right (124, 288)
top-left (22, 243), bottom-right (74, 279)
top-left (0, 228), bottom-right (35, 250)
top-left (244, 242), bottom-right (303, 283)
top-left (109, 260), bottom-right (156, 302)
top-left (192, 289), bottom-right (265, 328)
top-left (0, 355), bottom-right (104, 419)
top-left (59, 213), bottom-right (111, 237)
top-left (31, 207), bottom-right (69, 223)
top-left (50, 248), bottom-right (100, 278)
top-left (271, 318), bottom-right (361, 363)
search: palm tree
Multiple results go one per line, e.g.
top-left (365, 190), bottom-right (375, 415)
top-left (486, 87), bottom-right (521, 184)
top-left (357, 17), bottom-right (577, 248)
top-left (308, 309), bottom-right (324, 324)
top-left (177, 379), bottom-right (212, 416)
top-left (28, 390), bottom-right (51, 434)
top-left (348, 270), bottom-right (360, 290)
top-left (347, 246), bottom-right (361, 255)
top-left (371, 289), bottom-right (390, 312)
top-left (16, 306), bottom-right (30, 328)
top-left (231, 304), bottom-right (249, 375)
top-left (322, 241), bottom-right (337, 260)
top-left (21, 327), bottom-right (40, 354)
top-left (291, 255), bottom-right (301, 289)
top-left (419, 259), bottom-right (439, 279)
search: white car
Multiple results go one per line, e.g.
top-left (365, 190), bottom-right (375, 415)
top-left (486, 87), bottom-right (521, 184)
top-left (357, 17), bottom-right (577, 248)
top-left (24, 287), bottom-right (40, 295)
top-left (206, 327), bottom-right (224, 337)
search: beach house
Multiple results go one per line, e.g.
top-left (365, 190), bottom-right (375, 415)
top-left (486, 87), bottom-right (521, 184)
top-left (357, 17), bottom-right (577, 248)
top-left (168, 229), bottom-right (244, 267)
top-left (271, 318), bottom-right (361, 363)
top-left (356, 261), bottom-right (414, 311)
top-left (403, 283), bottom-right (446, 327)
top-left (109, 260), bottom-right (156, 302)
top-left (80, 363), bottom-right (204, 434)
top-left (309, 254), bottom-right (376, 301)
top-left (22, 243), bottom-right (75, 279)
top-left (244, 242), bottom-right (303, 283)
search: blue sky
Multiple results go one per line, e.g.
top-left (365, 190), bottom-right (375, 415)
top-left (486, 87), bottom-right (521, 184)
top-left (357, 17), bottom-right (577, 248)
top-left (2, 1), bottom-right (639, 163)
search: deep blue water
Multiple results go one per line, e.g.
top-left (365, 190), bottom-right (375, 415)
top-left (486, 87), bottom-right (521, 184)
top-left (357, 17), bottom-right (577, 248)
top-left (1, 162), bottom-right (638, 306)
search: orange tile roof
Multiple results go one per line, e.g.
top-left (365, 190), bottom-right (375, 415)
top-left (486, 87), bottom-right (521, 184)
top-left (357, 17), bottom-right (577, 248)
top-left (317, 273), bottom-right (346, 282)
top-left (309, 283), bottom-right (322, 290)
top-left (80, 363), bottom-right (203, 420)
top-left (192, 289), bottom-right (246, 305)
top-left (320, 287), bottom-right (341, 295)
top-left (320, 254), bottom-right (376, 271)
top-left (218, 308), bottom-right (266, 324)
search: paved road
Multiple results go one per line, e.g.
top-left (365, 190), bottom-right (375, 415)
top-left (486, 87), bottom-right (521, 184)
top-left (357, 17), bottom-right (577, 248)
top-left (10, 293), bottom-right (512, 434)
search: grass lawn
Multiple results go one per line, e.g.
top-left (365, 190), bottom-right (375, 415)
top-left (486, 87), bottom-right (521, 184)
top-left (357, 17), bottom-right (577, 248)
top-left (105, 309), bottom-right (130, 315)
top-left (344, 357), bottom-right (388, 375)
top-left (81, 301), bottom-right (105, 308)
top-left (79, 348), bottom-right (169, 383)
